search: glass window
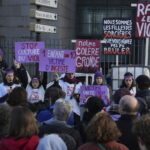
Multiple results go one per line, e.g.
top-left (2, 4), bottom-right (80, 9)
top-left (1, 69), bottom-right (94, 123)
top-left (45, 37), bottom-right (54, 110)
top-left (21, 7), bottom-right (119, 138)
top-left (77, 7), bottom-right (134, 37)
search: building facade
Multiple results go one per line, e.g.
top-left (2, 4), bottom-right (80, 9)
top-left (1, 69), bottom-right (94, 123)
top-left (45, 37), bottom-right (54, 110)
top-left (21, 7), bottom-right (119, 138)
top-left (0, 0), bottom-right (150, 75)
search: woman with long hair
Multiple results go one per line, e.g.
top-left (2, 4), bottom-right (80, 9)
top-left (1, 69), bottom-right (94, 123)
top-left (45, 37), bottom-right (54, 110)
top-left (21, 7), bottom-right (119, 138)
top-left (0, 106), bottom-right (39, 150)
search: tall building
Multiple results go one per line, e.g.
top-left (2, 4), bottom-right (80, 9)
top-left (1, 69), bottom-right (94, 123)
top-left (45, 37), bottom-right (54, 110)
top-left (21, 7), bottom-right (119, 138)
top-left (0, 0), bottom-right (150, 75)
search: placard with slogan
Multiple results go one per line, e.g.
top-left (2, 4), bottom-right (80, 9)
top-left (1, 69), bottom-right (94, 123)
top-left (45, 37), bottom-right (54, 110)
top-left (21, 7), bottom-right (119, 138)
top-left (136, 2), bottom-right (150, 38)
top-left (79, 85), bottom-right (110, 106)
top-left (15, 41), bottom-right (45, 63)
top-left (76, 39), bottom-right (100, 73)
top-left (103, 18), bottom-right (133, 55)
top-left (39, 49), bottom-right (76, 73)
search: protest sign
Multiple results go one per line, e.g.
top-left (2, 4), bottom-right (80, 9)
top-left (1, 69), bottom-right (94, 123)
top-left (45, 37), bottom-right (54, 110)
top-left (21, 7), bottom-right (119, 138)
top-left (103, 18), bottom-right (132, 55)
top-left (79, 85), bottom-right (110, 105)
top-left (15, 41), bottom-right (45, 63)
top-left (76, 39), bottom-right (100, 73)
top-left (136, 2), bottom-right (150, 38)
top-left (39, 49), bottom-right (76, 73)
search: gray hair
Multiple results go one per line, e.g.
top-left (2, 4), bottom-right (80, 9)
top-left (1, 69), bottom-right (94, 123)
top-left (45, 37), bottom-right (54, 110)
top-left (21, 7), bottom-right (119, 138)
top-left (53, 98), bottom-right (72, 121)
top-left (119, 95), bottom-right (139, 114)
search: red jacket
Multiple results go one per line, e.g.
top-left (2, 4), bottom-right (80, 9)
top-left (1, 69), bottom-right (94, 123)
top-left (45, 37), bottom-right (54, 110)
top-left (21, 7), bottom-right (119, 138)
top-left (0, 136), bottom-right (39, 150)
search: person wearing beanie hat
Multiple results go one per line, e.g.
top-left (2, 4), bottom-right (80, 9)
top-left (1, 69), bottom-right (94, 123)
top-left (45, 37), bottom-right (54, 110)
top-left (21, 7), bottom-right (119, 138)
top-left (93, 71), bottom-right (110, 106)
top-left (93, 71), bottom-right (104, 85)
top-left (135, 75), bottom-right (150, 112)
top-left (120, 72), bottom-right (136, 96)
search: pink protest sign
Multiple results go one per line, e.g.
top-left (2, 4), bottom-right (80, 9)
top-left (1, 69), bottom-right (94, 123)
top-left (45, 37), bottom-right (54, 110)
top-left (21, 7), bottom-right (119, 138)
top-left (39, 49), bottom-right (76, 73)
top-left (79, 85), bottom-right (110, 105)
top-left (15, 42), bottom-right (45, 63)
top-left (76, 39), bottom-right (100, 73)
top-left (136, 2), bottom-right (150, 38)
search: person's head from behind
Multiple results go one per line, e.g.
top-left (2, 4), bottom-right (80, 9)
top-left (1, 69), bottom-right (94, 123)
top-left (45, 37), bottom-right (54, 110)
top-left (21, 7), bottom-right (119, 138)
top-left (8, 106), bottom-right (38, 139)
top-left (113, 88), bottom-right (131, 104)
top-left (30, 76), bottom-right (41, 89)
top-left (86, 112), bottom-right (121, 143)
top-left (7, 87), bottom-right (27, 107)
top-left (119, 95), bottom-right (139, 115)
top-left (121, 72), bottom-right (135, 89)
top-left (53, 99), bottom-right (72, 121)
top-left (36, 134), bottom-right (67, 150)
top-left (93, 71), bottom-right (104, 85)
top-left (132, 114), bottom-right (150, 150)
top-left (136, 75), bottom-right (150, 90)
top-left (85, 96), bottom-right (105, 114)
top-left (44, 87), bottom-right (66, 105)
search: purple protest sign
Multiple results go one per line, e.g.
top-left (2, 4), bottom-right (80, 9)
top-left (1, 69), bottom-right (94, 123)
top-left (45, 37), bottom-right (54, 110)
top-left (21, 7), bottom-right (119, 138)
top-left (39, 49), bottom-right (76, 73)
top-left (79, 85), bottom-right (110, 105)
top-left (15, 42), bottom-right (45, 63)
top-left (136, 2), bottom-right (150, 38)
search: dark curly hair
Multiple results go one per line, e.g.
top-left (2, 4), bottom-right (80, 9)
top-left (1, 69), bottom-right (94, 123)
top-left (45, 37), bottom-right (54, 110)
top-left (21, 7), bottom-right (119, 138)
top-left (86, 112), bottom-right (121, 143)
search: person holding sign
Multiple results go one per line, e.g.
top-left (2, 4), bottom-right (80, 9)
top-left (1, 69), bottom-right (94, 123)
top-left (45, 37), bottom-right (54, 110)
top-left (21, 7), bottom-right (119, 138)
top-left (120, 72), bottom-right (136, 96)
top-left (58, 73), bottom-right (82, 124)
top-left (93, 71), bottom-right (110, 106)
top-left (26, 76), bottom-right (45, 104)
top-left (11, 58), bottom-right (29, 88)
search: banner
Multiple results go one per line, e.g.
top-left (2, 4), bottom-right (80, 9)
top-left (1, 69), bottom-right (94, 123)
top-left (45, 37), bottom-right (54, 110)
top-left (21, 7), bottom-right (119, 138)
top-left (103, 18), bottom-right (132, 55)
top-left (39, 49), bottom-right (76, 73)
top-left (136, 2), bottom-right (150, 38)
top-left (15, 41), bottom-right (45, 63)
top-left (79, 85), bottom-right (109, 105)
top-left (76, 39), bottom-right (100, 73)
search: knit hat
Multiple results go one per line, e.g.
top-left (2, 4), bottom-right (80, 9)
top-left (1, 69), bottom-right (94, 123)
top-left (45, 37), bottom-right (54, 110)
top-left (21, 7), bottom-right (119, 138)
top-left (94, 71), bottom-right (103, 80)
top-left (0, 49), bottom-right (3, 56)
top-left (4, 68), bottom-right (14, 75)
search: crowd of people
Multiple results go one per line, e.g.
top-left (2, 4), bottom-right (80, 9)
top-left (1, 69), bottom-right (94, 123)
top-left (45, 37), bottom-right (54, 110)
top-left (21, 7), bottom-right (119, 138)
top-left (0, 48), bottom-right (150, 150)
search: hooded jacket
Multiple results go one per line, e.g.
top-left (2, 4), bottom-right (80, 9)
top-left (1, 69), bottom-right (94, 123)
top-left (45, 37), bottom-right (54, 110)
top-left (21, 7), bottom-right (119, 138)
top-left (0, 136), bottom-right (39, 150)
